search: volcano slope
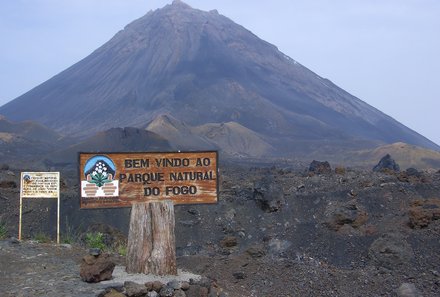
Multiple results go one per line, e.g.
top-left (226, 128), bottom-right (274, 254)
top-left (1, 160), bottom-right (440, 296)
top-left (0, 1), bottom-right (438, 156)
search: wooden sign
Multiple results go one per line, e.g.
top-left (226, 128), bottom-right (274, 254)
top-left (79, 151), bottom-right (218, 209)
top-left (19, 172), bottom-right (60, 243)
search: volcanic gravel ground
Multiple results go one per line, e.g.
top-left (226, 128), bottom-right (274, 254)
top-left (1, 163), bottom-right (440, 296)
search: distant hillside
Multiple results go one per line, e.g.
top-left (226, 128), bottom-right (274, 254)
top-left (146, 114), bottom-right (273, 157)
top-left (0, 1), bottom-right (438, 158)
top-left (349, 142), bottom-right (440, 170)
top-left (146, 114), bottom-right (214, 151)
top-left (193, 122), bottom-right (274, 157)
top-left (0, 115), bottom-right (62, 143)
top-left (316, 142), bottom-right (440, 170)
top-left (46, 127), bottom-right (172, 165)
top-left (0, 116), bottom-right (72, 164)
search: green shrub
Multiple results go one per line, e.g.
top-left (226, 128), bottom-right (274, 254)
top-left (61, 218), bottom-right (80, 244)
top-left (61, 234), bottom-right (74, 244)
top-left (34, 232), bottom-right (51, 243)
top-left (117, 243), bottom-right (127, 256)
top-left (85, 232), bottom-right (106, 250)
top-left (0, 221), bottom-right (7, 240)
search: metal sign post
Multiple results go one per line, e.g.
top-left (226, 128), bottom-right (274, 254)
top-left (19, 172), bottom-right (60, 244)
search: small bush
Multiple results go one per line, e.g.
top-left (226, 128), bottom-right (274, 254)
top-left (335, 166), bottom-right (346, 175)
top-left (34, 232), bottom-right (51, 243)
top-left (85, 232), bottom-right (106, 250)
top-left (0, 221), bottom-right (7, 239)
top-left (117, 244), bottom-right (127, 256)
top-left (62, 234), bottom-right (74, 244)
top-left (62, 218), bottom-right (80, 244)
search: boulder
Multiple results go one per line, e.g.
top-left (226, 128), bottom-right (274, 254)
top-left (245, 245), bottom-right (266, 258)
top-left (148, 291), bottom-right (159, 297)
top-left (79, 253), bottom-right (115, 283)
top-left (368, 233), bottom-right (413, 270)
top-left (194, 276), bottom-right (213, 289)
top-left (174, 289), bottom-right (187, 297)
top-left (253, 176), bottom-right (285, 212)
top-left (232, 271), bottom-right (246, 279)
top-left (308, 160), bottom-right (332, 175)
top-left (125, 281), bottom-right (149, 297)
top-left (268, 238), bottom-right (292, 256)
top-left (167, 280), bottom-right (182, 290)
top-left (373, 154), bottom-right (400, 172)
top-left (181, 281), bottom-right (190, 291)
top-left (97, 288), bottom-right (126, 297)
top-left (324, 200), bottom-right (368, 231)
top-left (0, 180), bottom-right (17, 188)
top-left (208, 286), bottom-right (220, 297)
top-left (146, 280), bottom-right (164, 292)
top-left (9, 237), bottom-right (20, 244)
top-left (398, 168), bottom-right (426, 183)
top-left (159, 286), bottom-right (174, 297)
top-left (186, 285), bottom-right (208, 297)
top-left (89, 248), bottom-right (101, 256)
top-left (406, 167), bottom-right (422, 177)
top-left (397, 283), bottom-right (421, 297)
top-left (220, 236), bottom-right (238, 248)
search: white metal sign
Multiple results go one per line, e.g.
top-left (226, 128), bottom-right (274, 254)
top-left (21, 172), bottom-right (59, 198)
top-left (19, 172), bottom-right (60, 243)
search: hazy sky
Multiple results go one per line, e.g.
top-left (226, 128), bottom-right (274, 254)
top-left (1, 0), bottom-right (439, 146)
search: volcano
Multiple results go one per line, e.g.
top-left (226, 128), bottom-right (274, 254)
top-left (0, 0), bottom-right (438, 157)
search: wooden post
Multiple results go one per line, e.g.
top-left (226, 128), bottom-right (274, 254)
top-left (126, 200), bottom-right (177, 275)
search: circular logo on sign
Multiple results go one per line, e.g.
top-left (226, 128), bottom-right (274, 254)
top-left (84, 155), bottom-right (116, 187)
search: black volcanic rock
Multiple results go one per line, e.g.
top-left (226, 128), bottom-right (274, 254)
top-left (309, 160), bottom-right (332, 175)
top-left (373, 154), bottom-right (400, 172)
top-left (0, 1), bottom-right (438, 155)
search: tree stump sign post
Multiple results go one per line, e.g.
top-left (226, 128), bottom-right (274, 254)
top-left (79, 151), bottom-right (218, 275)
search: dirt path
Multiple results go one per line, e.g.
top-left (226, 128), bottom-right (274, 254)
top-left (0, 239), bottom-right (116, 297)
top-left (0, 239), bottom-right (207, 297)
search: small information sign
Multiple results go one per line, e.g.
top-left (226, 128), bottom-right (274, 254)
top-left (19, 172), bottom-right (60, 243)
top-left (79, 151), bottom-right (218, 209)
top-left (21, 172), bottom-right (59, 198)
